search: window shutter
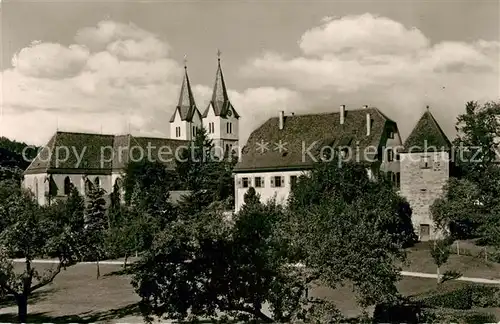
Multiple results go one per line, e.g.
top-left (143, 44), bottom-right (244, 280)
top-left (281, 176), bottom-right (285, 187)
top-left (262, 177), bottom-right (265, 188)
top-left (270, 177), bottom-right (275, 188)
top-left (237, 178), bottom-right (242, 188)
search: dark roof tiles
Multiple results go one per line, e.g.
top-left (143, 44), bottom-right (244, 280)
top-left (403, 111), bottom-right (451, 152)
top-left (234, 108), bottom-right (392, 171)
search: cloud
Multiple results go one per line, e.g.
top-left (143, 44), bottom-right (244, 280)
top-left (241, 13), bottom-right (500, 139)
top-left (12, 42), bottom-right (90, 78)
top-left (1, 19), bottom-right (297, 148)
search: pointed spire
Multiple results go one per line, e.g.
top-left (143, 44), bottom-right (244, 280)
top-left (202, 50), bottom-right (239, 119)
top-left (177, 59), bottom-right (196, 109)
top-left (170, 56), bottom-right (198, 122)
top-left (212, 49), bottom-right (228, 105)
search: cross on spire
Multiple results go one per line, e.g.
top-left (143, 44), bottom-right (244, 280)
top-left (183, 54), bottom-right (187, 69)
top-left (217, 49), bottom-right (221, 62)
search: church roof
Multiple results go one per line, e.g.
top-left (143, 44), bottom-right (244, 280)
top-left (202, 58), bottom-right (239, 119)
top-left (169, 66), bottom-right (201, 123)
top-left (24, 131), bottom-right (189, 175)
top-left (234, 107), bottom-right (393, 172)
top-left (403, 110), bottom-right (451, 152)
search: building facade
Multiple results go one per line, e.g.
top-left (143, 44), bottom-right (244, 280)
top-left (233, 105), bottom-right (403, 213)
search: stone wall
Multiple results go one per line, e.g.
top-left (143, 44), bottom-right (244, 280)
top-left (400, 151), bottom-right (450, 241)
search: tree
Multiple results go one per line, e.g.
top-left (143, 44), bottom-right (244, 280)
top-left (0, 187), bottom-right (80, 322)
top-left (429, 238), bottom-right (454, 283)
top-left (243, 187), bottom-right (260, 207)
top-left (83, 186), bottom-right (107, 278)
top-left (132, 198), bottom-right (335, 323)
top-left (286, 161), bottom-right (416, 308)
top-left (454, 101), bottom-right (500, 181)
top-left (431, 178), bottom-right (485, 239)
top-left (176, 127), bottom-right (236, 205)
top-left (438, 101), bottom-right (500, 243)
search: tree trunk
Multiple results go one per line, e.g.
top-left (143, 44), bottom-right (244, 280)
top-left (17, 295), bottom-right (28, 323)
top-left (123, 253), bottom-right (128, 269)
top-left (437, 266), bottom-right (440, 283)
top-left (96, 257), bottom-right (100, 279)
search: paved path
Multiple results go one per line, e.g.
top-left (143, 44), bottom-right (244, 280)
top-left (12, 259), bottom-right (500, 285)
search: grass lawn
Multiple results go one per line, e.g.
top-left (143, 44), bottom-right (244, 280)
top-left (402, 241), bottom-right (500, 280)
top-left (1, 260), bottom-right (499, 323)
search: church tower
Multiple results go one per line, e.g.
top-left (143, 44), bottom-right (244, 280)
top-left (202, 50), bottom-right (240, 157)
top-left (169, 58), bottom-right (202, 141)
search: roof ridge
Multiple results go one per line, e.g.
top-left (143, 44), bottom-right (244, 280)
top-left (55, 130), bottom-right (114, 137)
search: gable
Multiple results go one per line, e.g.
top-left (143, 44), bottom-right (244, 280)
top-left (403, 111), bottom-right (451, 152)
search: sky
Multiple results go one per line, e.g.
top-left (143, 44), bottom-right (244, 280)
top-left (0, 0), bottom-right (499, 146)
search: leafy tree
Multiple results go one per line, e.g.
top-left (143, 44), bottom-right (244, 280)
top-left (83, 186), bottom-right (107, 278)
top-left (285, 161), bottom-right (416, 309)
top-left (431, 178), bottom-right (485, 239)
top-left (243, 187), bottom-right (260, 207)
top-left (132, 198), bottom-right (334, 323)
top-left (430, 238), bottom-right (453, 283)
top-left (176, 127), bottom-right (236, 205)
top-left (454, 101), bottom-right (500, 180)
top-left (0, 187), bottom-right (79, 322)
top-left (437, 101), bottom-right (500, 243)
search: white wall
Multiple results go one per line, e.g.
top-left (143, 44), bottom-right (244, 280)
top-left (24, 172), bottom-right (113, 205)
top-left (170, 110), bottom-right (189, 140)
top-left (234, 170), bottom-right (309, 212)
top-left (204, 106), bottom-right (239, 157)
top-left (23, 173), bottom-right (48, 205)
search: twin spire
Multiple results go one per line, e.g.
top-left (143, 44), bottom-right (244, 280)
top-left (170, 50), bottom-right (238, 123)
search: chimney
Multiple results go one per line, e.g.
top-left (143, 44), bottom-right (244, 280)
top-left (340, 105), bottom-right (346, 125)
top-left (279, 110), bottom-right (284, 130)
top-left (364, 105), bottom-right (371, 136)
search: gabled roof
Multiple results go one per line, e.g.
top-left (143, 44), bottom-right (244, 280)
top-left (234, 107), bottom-right (393, 172)
top-left (24, 132), bottom-right (190, 175)
top-left (202, 58), bottom-right (239, 119)
top-left (169, 66), bottom-right (201, 123)
top-left (403, 110), bottom-right (451, 152)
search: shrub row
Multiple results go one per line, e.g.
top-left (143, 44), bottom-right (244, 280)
top-left (418, 284), bottom-right (500, 309)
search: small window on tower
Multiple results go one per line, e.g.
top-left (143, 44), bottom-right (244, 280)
top-left (420, 156), bottom-right (431, 169)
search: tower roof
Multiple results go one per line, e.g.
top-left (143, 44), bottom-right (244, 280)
top-left (170, 64), bottom-right (200, 123)
top-left (202, 53), bottom-right (239, 119)
top-left (403, 109), bottom-right (451, 152)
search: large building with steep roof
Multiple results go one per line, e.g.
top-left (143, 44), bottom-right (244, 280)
top-left (23, 56), bottom-right (240, 205)
top-left (233, 105), bottom-right (403, 212)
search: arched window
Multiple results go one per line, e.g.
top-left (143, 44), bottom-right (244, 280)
top-left (94, 177), bottom-right (100, 189)
top-left (64, 176), bottom-right (72, 195)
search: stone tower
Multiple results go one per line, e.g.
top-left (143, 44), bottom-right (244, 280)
top-left (202, 51), bottom-right (239, 157)
top-left (400, 108), bottom-right (452, 241)
top-left (169, 59), bottom-right (203, 141)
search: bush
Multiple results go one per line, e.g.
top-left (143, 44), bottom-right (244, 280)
top-left (418, 285), bottom-right (500, 309)
top-left (422, 308), bottom-right (496, 324)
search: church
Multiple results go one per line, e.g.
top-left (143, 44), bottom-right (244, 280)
top-left (22, 56), bottom-right (241, 206)
top-left (23, 54), bottom-right (452, 242)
